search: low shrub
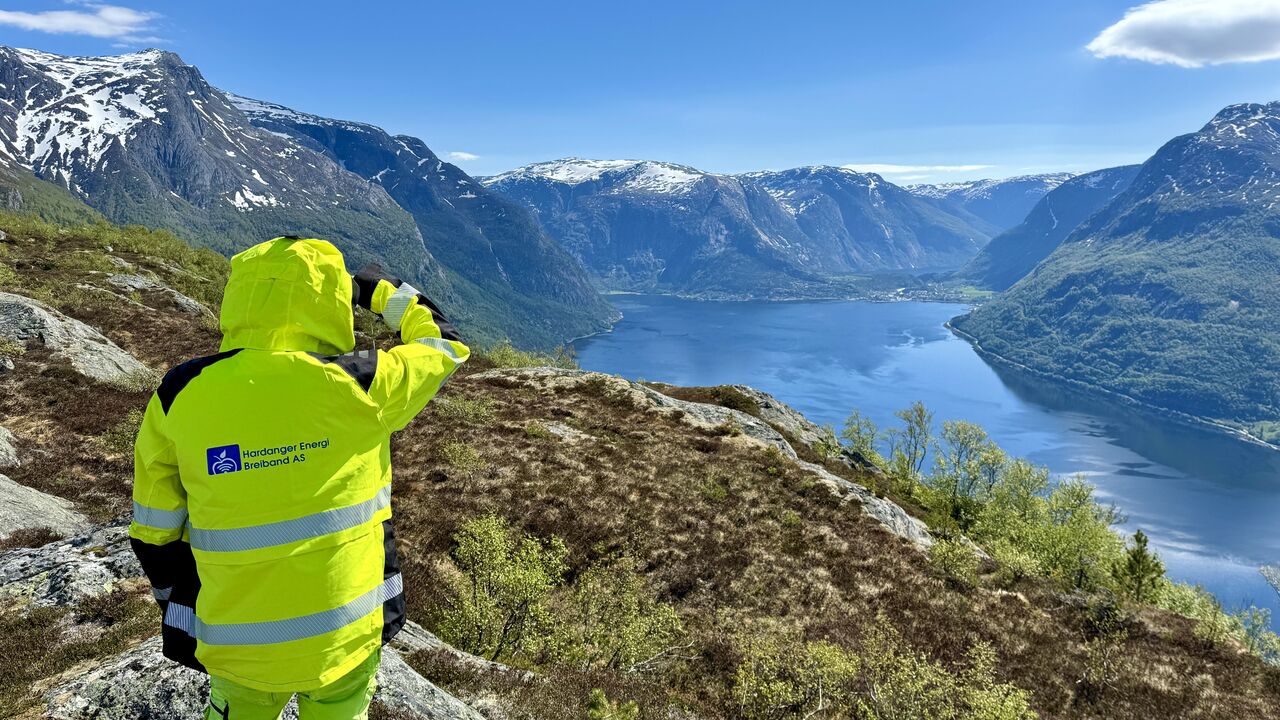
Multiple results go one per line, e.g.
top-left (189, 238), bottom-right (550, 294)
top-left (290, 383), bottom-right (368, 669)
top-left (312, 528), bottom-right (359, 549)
top-left (928, 538), bottom-right (979, 589)
top-left (440, 439), bottom-right (487, 478)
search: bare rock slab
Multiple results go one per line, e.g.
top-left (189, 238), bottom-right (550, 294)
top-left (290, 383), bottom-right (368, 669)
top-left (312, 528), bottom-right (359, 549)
top-left (0, 291), bottom-right (149, 383)
top-left (0, 473), bottom-right (90, 544)
top-left (43, 637), bottom-right (484, 720)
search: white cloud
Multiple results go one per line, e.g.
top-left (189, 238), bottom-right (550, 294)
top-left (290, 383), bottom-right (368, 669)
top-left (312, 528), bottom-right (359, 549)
top-left (841, 163), bottom-right (993, 175)
top-left (1087, 0), bottom-right (1280, 68)
top-left (0, 3), bottom-right (159, 42)
top-left (446, 151), bottom-right (479, 162)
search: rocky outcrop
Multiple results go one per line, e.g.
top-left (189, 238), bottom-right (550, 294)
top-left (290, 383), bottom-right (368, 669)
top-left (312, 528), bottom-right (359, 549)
top-left (0, 292), bottom-right (150, 383)
top-left (43, 635), bottom-right (484, 720)
top-left (729, 384), bottom-right (886, 477)
top-left (476, 368), bottom-right (932, 548)
top-left (106, 274), bottom-right (210, 317)
top-left (2, 523), bottom-right (487, 718)
top-left (391, 620), bottom-right (526, 679)
top-left (0, 473), bottom-right (90, 544)
top-left (0, 522), bottom-right (137, 607)
top-left (792, 460), bottom-right (931, 548)
top-left (0, 425), bottom-right (18, 467)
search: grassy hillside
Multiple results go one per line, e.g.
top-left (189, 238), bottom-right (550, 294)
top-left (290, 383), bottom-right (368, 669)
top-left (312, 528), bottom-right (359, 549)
top-left (1, 214), bottom-right (1278, 719)
top-left (0, 164), bottom-right (104, 226)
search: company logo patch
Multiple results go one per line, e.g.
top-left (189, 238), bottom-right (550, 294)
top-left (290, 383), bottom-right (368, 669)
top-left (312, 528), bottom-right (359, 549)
top-left (206, 445), bottom-right (241, 475)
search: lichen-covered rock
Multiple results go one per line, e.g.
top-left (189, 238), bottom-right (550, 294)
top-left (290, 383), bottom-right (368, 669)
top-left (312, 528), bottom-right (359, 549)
top-left (795, 459), bottom-right (932, 548)
top-left (729, 384), bottom-right (886, 477)
top-left (729, 384), bottom-right (829, 447)
top-left (106, 274), bottom-right (210, 317)
top-left (44, 638), bottom-right (207, 720)
top-left (476, 367), bottom-right (799, 458)
top-left (0, 473), bottom-right (90, 544)
top-left (0, 291), bottom-right (149, 383)
top-left (0, 425), bottom-right (19, 467)
top-left (43, 636), bottom-right (484, 720)
top-left (0, 522), bottom-right (138, 607)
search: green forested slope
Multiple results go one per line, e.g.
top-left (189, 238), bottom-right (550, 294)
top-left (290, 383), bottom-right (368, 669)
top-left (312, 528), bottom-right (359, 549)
top-left (953, 103), bottom-right (1280, 442)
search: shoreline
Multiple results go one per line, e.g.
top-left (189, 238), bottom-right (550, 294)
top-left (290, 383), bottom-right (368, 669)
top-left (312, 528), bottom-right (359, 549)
top-left (945, 319), bottom-right (1280, 454)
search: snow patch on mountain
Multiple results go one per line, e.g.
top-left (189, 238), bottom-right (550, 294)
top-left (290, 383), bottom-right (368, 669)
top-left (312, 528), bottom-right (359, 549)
top-left (908, 173), bottom-right (1076, 203)
top-left (0, 48), bottom-right (168, 174)
top-left (485, 158), bottom-right (708, 194)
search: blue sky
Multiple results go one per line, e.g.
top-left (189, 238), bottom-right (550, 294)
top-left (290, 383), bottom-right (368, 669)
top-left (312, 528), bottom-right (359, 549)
top-left (2, 1), bottom-right (1280, 182)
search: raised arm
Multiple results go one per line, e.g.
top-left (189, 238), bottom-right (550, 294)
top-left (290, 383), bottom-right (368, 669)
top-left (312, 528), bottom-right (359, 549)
top-left (353, 265), bottom-right (471, 431)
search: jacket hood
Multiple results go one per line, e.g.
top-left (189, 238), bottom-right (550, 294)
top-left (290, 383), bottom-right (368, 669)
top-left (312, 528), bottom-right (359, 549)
top-left (219, 238), bottom-right (355, 354)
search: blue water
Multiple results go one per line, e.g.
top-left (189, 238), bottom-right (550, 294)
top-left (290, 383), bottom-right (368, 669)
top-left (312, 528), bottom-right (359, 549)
top-left (575, 295), bottom-right (1280, 621)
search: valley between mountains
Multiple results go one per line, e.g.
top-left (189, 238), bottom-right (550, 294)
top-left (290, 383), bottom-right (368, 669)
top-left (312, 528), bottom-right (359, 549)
top-left (0, 44), bottom-right (1279, 720)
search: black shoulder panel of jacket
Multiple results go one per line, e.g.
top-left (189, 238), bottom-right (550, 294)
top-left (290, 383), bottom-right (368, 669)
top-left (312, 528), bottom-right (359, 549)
top-left (351, 263), bottom-right (462, 342)
top-left (157, 349), bottom-right (243, 415)
top-left (308, 348), bottom-right (378, 393)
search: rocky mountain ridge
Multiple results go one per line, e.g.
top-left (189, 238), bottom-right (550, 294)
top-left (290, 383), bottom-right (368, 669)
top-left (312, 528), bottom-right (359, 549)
top-left (909, 172), bottom-right (1076, 231)
top-left (0, 46), bottom-right (614, 348)
top-left (484, 159), bottom-right (997, 296)
top-left (952, 165), bottom-right (1141, 291)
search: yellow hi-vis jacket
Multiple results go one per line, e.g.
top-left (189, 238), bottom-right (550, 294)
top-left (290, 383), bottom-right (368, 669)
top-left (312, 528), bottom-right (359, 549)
top-left (128, 237), bottom-right (469, 692)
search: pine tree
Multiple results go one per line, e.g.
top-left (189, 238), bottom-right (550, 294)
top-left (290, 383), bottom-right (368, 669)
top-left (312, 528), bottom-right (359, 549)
top-left (1113, 529), bottom-right (1164, 603)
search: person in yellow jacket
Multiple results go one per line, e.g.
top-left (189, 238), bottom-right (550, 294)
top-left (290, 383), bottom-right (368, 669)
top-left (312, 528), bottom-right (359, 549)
top-left (128, 237), bottom-right (469, 719)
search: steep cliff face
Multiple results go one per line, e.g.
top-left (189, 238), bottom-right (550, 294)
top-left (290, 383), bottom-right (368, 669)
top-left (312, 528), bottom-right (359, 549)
top-left (746, 166), bottom-right (992, 271)
top-left (484, 159), bottom-right (831, 296)
top-left (910, 173), bottom-right (1076, 231)
top-left (0, 47), bottom-right (439, 284)
top-left (484, 160), bottom-right (994, 297)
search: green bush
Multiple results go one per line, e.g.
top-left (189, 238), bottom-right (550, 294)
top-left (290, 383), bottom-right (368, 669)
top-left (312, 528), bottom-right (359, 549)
top-left (733, 621), bottom-right (860, 719)
top-left (440, 439), bottom-right (487, 478)
top-left (928, 538), bottom-right (979, 589)
top-left (555, 553), bottom-right (683, 672)
top-left (586, 689), bottom-right (640, 720)
top-left (432, 395), bottom-right (496, 425)
top-left (0, 337), bottom-right (24, 361)
top-left (524, 420), bottom-right (553, 439)
top-left (96, 409), bottom-right (145, 456)
top-left (857, 623), bottom-right (1035, 720)
top-left (478, 339), bottom-right (577, 369)
top-left (989, 540), bottom-right (1040, 588)
top-left (437, 516), bottom-right (568, 663)
top-left (733, 618), bottom-right (1035, 720)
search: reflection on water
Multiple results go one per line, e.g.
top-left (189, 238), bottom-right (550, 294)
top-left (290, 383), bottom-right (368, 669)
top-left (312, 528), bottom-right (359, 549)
top-left (575, 295), bottom-right (1280, 620)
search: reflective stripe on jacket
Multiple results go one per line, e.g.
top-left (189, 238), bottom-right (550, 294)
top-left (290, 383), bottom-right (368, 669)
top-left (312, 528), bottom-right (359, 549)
top-left (129, 237), bottom-right (469, 692)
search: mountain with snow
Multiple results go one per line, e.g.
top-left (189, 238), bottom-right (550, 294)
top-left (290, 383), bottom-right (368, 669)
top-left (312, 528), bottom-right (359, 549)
top-left (0, 46), bottom-right (614, 347)
top-left (743, 166), bottom-right (992, 272)
top-left (227, 97), bottom-right (614, 345)
top-left (484, 158), bottom-right (831, 296)
top-left (952, 102), bottom-right (1280, 441)
top-left (484, 159), bottom-right (994, 296)
top-left (910, 173), bottom-right (1076, 232)
top-left (0, 48), bottom-right (428, 269)
top-left (952, 165), bottom-right (1140, 291)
